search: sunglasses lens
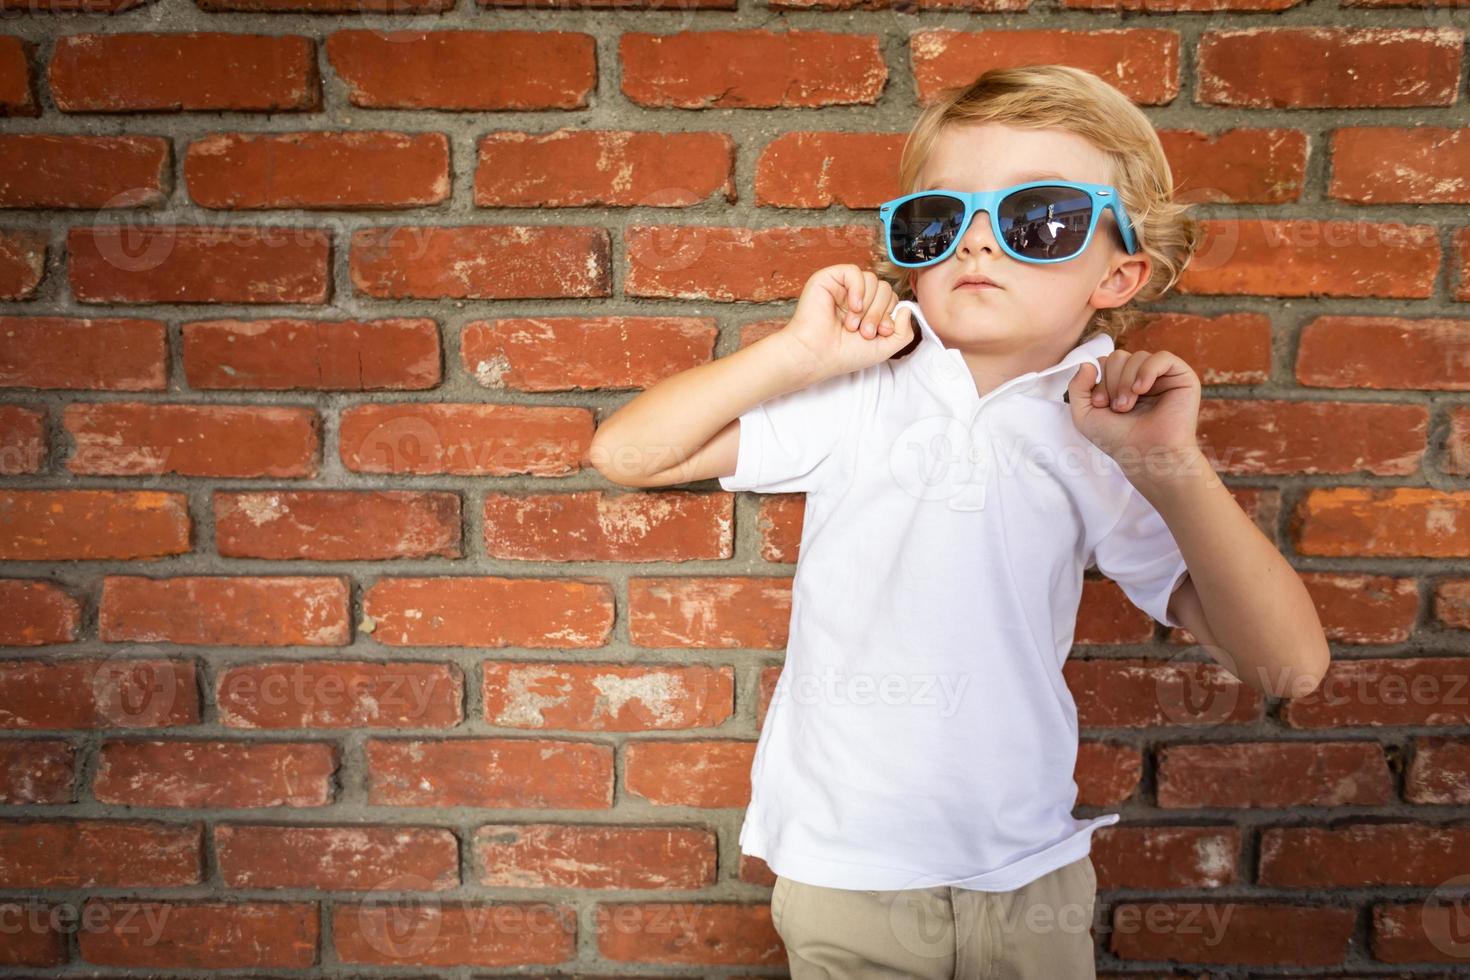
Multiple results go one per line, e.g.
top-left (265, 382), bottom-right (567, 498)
top-left (998, 185), bottom-right (1094, 260)
top-left (888, 193), bottom-right (966, 265)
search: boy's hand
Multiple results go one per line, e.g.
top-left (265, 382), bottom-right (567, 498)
top-left (779, 264), bottom-right (914, 384)
top-left (1066, 348), bottom-right (1202, 480)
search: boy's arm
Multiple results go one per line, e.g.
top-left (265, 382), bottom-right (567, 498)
top-left (590, 328), bottom-right (821, 488)
top-left (1135, 447), bottom-right (1331, 699)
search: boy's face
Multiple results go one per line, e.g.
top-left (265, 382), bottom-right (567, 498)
top-left (908, 122), bottom-right (1151, 356)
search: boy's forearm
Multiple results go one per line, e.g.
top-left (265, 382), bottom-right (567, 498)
top-left (1133, 447), bottom-right (1330, 692)
top-left (590, 328), bottom-right (821, 485)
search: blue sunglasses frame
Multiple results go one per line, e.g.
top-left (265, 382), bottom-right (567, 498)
top-left (878, 179), bottom-right (1140, 268)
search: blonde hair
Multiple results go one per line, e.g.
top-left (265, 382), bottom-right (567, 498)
top-left (876, 64), bottom-right (1202, 346)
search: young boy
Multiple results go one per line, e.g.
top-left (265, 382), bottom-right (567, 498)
top-left (591, 65), bottom-right (1328, 978)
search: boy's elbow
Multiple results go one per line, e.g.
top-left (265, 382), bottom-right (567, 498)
top-left (589, 429), bottom-right (650, 488)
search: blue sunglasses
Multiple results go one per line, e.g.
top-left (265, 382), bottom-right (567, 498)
top-left (879, 179), bottom-right (1139, 268)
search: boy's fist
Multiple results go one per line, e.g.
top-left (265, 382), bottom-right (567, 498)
top-left (780, 264), bottom-right (914, 383)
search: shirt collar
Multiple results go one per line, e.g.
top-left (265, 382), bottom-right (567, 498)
top-left (893, 298), bottom-right (1114, 405)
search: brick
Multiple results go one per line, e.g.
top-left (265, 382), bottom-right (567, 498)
top-left (1455, 227), bottom-right (1470, 302)
top-left (1116, 311), bottom-right (1272, 385)
top-left (1177, 220), bottom-right (1439, 298)
top-left (214, 490), bottom-right (461, 560)
top-left (621, 31), bottom-right (885, 109)
top-left (366, 737), bottom-right (613, 808)
top-left (186, 131), bottom-right (449, 208)
top-left (0, 740), bottom-right (74, 804)
top-left (0, 134), bottom-right (168, 208)
top-left (216, 660), bottom-right (463, 729)
top-left (1260, 823), bottom-right (1470, 887)
top-left (201, 0), bottom-right (451, 7)
top-left (1405, 736), bottom-right (1470, 803)
top-left (1159, 128), bottom-right (1308, 203)
top-left (1197, 28), bottom-right (1463, 108)
top-left (1302, 572), bottom-right (1418, 645)
top-left (0, 489), bottom-right (190, 560)
top-left (596, 901), bottom-right (782, 966)
top-left (215, 823), bottom-right (458, 890)
top-left (1090, 825), bottom-right (1241, 889)
top-left (1436, 579), bottom-right (1470, 629)
top-left (1282, 657), bottom-right (1470, 728)
top-left (474, 823), bottom-right (717, 889)
top-left (476, 130), bottom-right (735, 207)
top-left (0, 898), bottom-right (65, 966)
top-left (0, 316), bottom-right (166, 390)
top-left (754, 131), bottom-right (905, 209)
top-left (482, 662), bottom-right (734, 730)
top-left (1108, 902), bottom-right (1353, 966)
top-left (623, 740), bottom-right (754, 807)
top-left (50, 32), bottom-right (319, 112)
top-left (326, 29), bottom-right (594, 109)
top-left (1157, 741), bottom-right (1393, 807)
top-left (1444, 406), bottom-right (1470, 474)
top-left (911, 29), bottom-right (1179, 105)
top-left (1076, 578), bottom-right (1160, 644)
top-left (1298, 316), bottom-right (1470, 389)
top-left (0, 820), bottom-right (201, 888)
top-left (0, 404), bottom-right (44, 474)
top-left (1330, 127), bottom-right (1470, 204)
top-left (1066, 658), bottom-right (1265, 728)
top-left (754, 495), bottom-right (805, 564)
top-left (69, 224), bottom-right (331, 304)
top-left (77, 900), bottom-right (318, 968)
top-left (339, 403), bottom-right (593, 476)
top-left (625, 224), bottom-right (876, 302)
top-left (1076, 741), bottom-right (1143, 807)
top-left (628, 577), bottom-right (792, 649)
top-left (1197, 398), bottom-right (1425, 475)
top-left (483, 491), bottom-right (732, 561)
top-left (182, 317), bottom-right (440, 390)
top-left (362, 577), bottom-right (613, 648)
top-left (65, 403), bottom-right (320, 478)
top-left (460, 315), bottom-right (715, 391)
top-left (94, 740), bottom-right (336, 808)
top-left (1066, 0), bottom-right (1300, 10)
top-left (0, 228), bottom-right (45, 299)
top-left (1294, 488), bottom-right (1470, 558)
top-left (0, 578), bottom-right (76, 646)
top-left (351, 224), bottom-right (608, 299)
top-left (100, 576), bottom-right (350, 647)
top-left (0, 657), bottom-right (198, 728)
top-left (0, 36), bottom-right (38, 117)
top-left (332, 899), bottom-right (575, 966)
top-left (1372, 902), bottom-right (1470, 963)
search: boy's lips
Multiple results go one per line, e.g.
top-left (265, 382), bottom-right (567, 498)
top-left (953, 273), bottom-right (1001, 289)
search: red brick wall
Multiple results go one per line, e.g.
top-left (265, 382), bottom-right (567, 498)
top-left (1, 1), bottom-right (1469, 975)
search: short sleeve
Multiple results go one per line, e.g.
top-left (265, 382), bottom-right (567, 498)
top-left (1087, 477), bottom-right (1191, 628)
top-left (718, 368), bottom-right (866, 495)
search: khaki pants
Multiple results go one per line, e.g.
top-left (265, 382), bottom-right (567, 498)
top-left (771, 853), bottom-right (1099, 979)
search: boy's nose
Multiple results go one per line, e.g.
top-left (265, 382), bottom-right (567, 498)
top-left (956, 207), bottom-right (1000, 256)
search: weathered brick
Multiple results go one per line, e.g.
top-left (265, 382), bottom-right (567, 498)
top-left (595, 900), bottom-right (782, 966)
top-left (0, 658), bottom-right (198, 729)
top-left (1066, 658), bottom-right (1265, 728)
top-left (1197, 398), bottom-right (1425, 475)
top-left (0, 135), bottom-right (169, 208)
top-left (0, 228), bottom-right (45, 299)
top-left (0, 316), bottom-right (166, 390)
top-left (476, 130), bottom-right (735, 207)
top-left (1298, 316), bottom-right (1470, 389)
top-left (1159, 128), bottom-right (1308, 203)
top-left (461, 315), bottom-right (715, 391)
top-left (69, 225), bottom-right (331, 304)
top-left (0, 820), bottom-right (201, 888)
top-left (473, 823), bottom-right (717, 889)
top-left (0, 489), bottom-right (190, 560)
top-left (1108, 902), bottom-right (1353, 966)
top-left (350, 225), bottom-right (609, 299)
top-left (1294, 488), bottom-right (1470, 558)
top-left (186, 131), bottom-right (449, 208)
top-left (0, 36), bottom-right (38, 117)
top-left (483, 491), bottom-right (732, 562)
top-left (65, 403), bottom-right (320, 478)
top-left (362, 577), bottom-right (613, 648)
top-left (214, 490), bottom-right (461, 560)
top-left (1260, 823), bottom-right (1470, 887)
top-left (215, 823), bottom-right (458, 890)
top-left (1197, 28), bottom-right (1463, 108)
top-left (366, 737), bottom-right (613, 808)
top-left (1157, 741), bottom-right (1393, 807)
top-left (332, 899), bottom-right (575, 966)
top-left (621, 31), bottom-right (886, 108)
top-left (1282, 658), bottom-right (1470, 727)
top-left (182, 317), bottom-right (440, 390)
top-left (0, 404), bottom-right (44, 474)
top-left (628, 577), bottom-right (792, 649)
top-left (216, 660), bottom-right (463, 729)
top-left (50, 32), bottom-right (319, 112)
top-left (1330, 127), bottom-right (1470, 203)
top-left (339, 403), bottom-right (592, 476)
top-left (754, 131), bottom-right (905, 209)
top-left (0, 740), bottom-right (74, 804)
top-left (100, 576), bottom-right (350, 647)
top-left (94, 740), bottom-right (337, 808)
top-left (625, 225), bottom-right (875, 302)
top-left (623, 740), bottom-right (754, 808)
top-left (77, 900), bottom-right (318, 968)
top-left (482, 662), bottom-right (734, 730)
top-left (1090, 825), bottom-right (1241, 890)
top-left (0, 579), bottom-right (76, 646)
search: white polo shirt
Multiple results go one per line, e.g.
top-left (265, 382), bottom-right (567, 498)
top-left (720, 298), bottom-right (1191, 892)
